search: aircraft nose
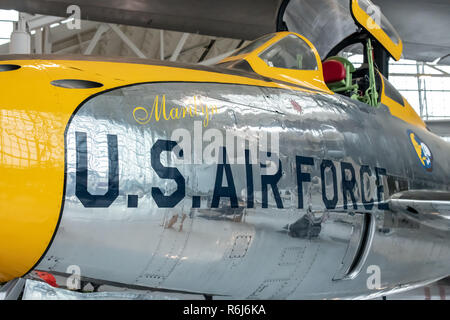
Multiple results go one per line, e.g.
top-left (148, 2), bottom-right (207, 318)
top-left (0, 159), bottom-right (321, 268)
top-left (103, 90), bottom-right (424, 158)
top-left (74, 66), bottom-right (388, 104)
top-left (0, 142), bottom-right (63, 283)
top-left (0, 63), bottom-right (65, 283)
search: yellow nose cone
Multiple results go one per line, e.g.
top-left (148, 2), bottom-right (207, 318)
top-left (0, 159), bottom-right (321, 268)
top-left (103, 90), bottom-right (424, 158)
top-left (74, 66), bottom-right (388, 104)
top-left (0, 62), bottom-right (66, 282)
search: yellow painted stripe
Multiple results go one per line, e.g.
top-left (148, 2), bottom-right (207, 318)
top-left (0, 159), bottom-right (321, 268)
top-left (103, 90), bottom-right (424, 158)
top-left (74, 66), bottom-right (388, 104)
top-left (379, 75), bottom-right (426, 128)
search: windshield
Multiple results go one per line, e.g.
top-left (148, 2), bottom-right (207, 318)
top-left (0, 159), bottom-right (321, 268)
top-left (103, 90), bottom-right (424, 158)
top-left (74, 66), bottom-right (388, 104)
top-left (229, 33), bottom-right (276, 57)
top-left (282, 0), bottom-right (358, 60)
top-left (259, 34), bottom-right (318, 70)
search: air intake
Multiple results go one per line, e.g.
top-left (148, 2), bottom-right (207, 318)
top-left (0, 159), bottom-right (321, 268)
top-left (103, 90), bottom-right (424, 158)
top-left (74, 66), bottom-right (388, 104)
top-left (0, 64), bottom-right (21, 72)
top-left (50, 79), bottom-right (103, 89)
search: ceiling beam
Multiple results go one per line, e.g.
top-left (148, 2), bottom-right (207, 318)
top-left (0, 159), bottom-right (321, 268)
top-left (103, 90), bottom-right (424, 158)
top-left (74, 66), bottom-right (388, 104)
top-left (109, 24), bottom-right (147, 59)
top-left (169, 32), bottom-right (189, 62)
top-left (84, 23), bottom-right (108, 55)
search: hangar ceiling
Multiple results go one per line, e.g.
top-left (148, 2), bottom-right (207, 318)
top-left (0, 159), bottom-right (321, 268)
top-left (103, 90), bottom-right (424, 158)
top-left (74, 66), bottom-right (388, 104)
top-left (1, 0), bottom-right (450, 63)
top-left (0, 17), bottom-right (246, 64)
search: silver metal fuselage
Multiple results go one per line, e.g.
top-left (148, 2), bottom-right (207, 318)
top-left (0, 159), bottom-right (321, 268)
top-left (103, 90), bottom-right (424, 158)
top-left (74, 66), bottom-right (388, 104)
top-left (37, 81), bottom-right (450, 299)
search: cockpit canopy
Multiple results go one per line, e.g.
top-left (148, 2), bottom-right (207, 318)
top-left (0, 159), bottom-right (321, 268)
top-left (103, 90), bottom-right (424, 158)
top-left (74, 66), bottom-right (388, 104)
top-left (216, 0), bottom-right (411, 117)
top-left (258, 34), bottom-right (318, 71)
top-left (216, 29), bottom-right (424, 128)
top-left (218, 32), bottom-right (328, 91)
top-left (351, 0), bottom-right (403, 60)
top-left (282, 0), bottom-right (403, 61)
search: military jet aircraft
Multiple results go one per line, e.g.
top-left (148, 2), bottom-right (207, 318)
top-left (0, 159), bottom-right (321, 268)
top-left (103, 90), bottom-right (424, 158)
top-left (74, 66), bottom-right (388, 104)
top-left (0, 0), bottom-right (449, 299)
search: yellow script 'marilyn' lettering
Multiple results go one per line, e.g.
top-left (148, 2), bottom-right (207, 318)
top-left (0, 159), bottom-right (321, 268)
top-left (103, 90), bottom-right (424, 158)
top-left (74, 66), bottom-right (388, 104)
top-left (133, 95), bottom-right (217, 127)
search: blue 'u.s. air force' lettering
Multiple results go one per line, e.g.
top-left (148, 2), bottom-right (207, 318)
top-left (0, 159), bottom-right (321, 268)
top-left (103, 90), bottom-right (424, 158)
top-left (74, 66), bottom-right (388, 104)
top-left (341, 162), bottom-right (358, 210)
top-left (320, 160), bottom-right (338, 209)
top-left (151, 139), bottom-right (186, 208)
top-left (74, 134), bottom-right (388, 211)
top-left (360, 165), bottom-right (374, 211)
top-left (261, 152), bottom-right (283, 209)
top-left (211, 147), bottom-right (239, 208)
top-left (296, 156), bottom-right (314, 209)
top-left (75, 131), bottom-right (119, 208)
top-left (295, 155), bottom-right (388, 211)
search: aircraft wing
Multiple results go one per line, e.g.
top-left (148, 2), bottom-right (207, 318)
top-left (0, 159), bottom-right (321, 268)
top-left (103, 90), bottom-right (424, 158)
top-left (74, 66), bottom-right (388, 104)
top-left (373, 0), bottom-right (450, 64)
top-left (389, 190), bottom-right (450, 230)
top-left (0, 0), bottom-right (283, 41)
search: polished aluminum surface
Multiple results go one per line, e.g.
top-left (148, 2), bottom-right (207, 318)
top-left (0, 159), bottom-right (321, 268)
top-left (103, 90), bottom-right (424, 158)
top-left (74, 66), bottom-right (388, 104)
top-left (37, 82), bottom-right (450, 299)
top-left (22, 279), bottom-right (202, 300)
